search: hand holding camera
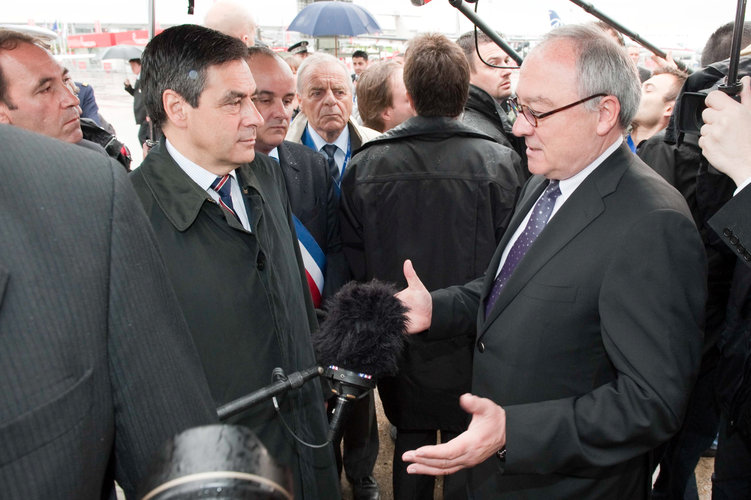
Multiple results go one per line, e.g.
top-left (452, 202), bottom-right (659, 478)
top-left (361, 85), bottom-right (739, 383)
top-left (699, 75), bottom-right (751, 187)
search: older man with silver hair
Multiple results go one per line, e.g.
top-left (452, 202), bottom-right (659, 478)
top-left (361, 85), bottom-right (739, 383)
top-left (287, 53), bottom-right (380, 201)
top-left (398, 24), bottom-right (706, 500)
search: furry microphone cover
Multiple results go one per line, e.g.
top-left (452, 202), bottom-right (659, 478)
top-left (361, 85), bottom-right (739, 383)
top-left (312, 280), bottom-right (407, 378)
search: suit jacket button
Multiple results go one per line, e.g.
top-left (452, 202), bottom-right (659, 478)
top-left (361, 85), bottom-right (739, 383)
top-left (477, 341), bottom-right (485, 353)
top-left (730, 236), bottom-right (739, 245)
top-left (724, 228), bottom-right (733, 237)
top-left (257, 253), bottom-right (266, 270)
top-left (745, 252), bottom-right (751, 262)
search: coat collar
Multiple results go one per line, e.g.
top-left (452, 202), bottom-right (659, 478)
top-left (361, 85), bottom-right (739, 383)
top-left (478, 143), bottom-right (632, 334)
top-left (465, 84), bottom-right (512, 132)
top-left (277, 141), bottom-right (300, 173)
top-left (360, 115), bottom-right (494, 152)
top-left (136, 142), bottom-right (266, 232)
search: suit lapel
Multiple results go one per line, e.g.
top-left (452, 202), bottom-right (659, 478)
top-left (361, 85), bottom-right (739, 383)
top-left (479, 145), bottom-right (630, 336)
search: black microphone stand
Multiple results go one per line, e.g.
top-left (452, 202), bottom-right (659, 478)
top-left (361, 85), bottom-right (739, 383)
top-left (217, 365), bottom-right (323, 421)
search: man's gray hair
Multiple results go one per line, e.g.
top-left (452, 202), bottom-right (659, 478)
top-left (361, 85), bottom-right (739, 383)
top-left (536, 24), bottom-right (641, 130)
top-left (296, 53), bottom-right (353, 95)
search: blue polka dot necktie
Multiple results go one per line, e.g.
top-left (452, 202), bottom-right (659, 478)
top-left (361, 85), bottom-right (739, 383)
top-left (210, 174), bottom-right (239, 222)
top-left (484, 180), bottom-right (562, 318)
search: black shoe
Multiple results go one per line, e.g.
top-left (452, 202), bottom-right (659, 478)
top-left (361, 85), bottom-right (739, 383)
top-left (350, 475), bottom-right (380, 500)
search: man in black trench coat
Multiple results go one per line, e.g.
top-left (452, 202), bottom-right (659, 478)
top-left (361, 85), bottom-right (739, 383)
top-left (129, 25), bottom-right (339, 500)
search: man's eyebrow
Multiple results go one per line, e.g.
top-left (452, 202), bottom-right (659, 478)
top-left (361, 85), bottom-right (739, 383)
top-left (34, 77), bottom-right (55, 91)
top-left (220, 90), bottom-right (248, 103)
top-left (254, 90), bottom-right (275, 97)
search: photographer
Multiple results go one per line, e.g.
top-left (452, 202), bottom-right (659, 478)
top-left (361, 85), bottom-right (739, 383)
top-left (699, 75), bottom-right (751, 499)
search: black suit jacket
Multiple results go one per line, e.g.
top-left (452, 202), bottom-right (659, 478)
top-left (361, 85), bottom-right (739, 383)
top-left (0, 125), bottom-right (216, 499)
top-left (276, 141), bottom-right (350, 298)
top-left (430, 144), bottom-right (707, 499)
top-left (709, 184), bottom-right (751, 441)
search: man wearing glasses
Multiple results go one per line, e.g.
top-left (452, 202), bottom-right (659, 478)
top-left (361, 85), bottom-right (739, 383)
top-left (397, 24), bottom-right (706, 499)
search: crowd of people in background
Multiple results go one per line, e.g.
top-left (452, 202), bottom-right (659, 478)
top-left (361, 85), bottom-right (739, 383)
top-left (1, 1), bottom-right (751, 499)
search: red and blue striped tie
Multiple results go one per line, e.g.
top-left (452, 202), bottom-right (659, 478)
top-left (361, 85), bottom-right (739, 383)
top-left (210, 174), bottom-right (239, 221)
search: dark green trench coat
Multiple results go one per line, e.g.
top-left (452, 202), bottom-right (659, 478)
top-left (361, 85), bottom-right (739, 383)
top-left (130, 144), bottom-right (340, 499)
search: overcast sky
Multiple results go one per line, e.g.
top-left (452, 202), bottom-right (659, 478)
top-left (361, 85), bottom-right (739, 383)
top-left (1, 0), bottom-right (743, 51)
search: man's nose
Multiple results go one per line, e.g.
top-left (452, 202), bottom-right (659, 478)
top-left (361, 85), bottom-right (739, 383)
top-left (244, 99), bottom-right (264, 127)
top-left (512, 112), bottom-right (532, 137)
top-left (322, 88), bottom-right (337, 105)
top-left (61, 84), bottom-right (80, 109)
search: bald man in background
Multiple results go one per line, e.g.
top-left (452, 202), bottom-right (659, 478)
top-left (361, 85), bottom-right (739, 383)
top-left (204, 0), bottom-right (258, 47)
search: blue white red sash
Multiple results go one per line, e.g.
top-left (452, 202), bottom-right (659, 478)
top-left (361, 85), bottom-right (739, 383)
top-left (293, 215), bottom-right (326, 307)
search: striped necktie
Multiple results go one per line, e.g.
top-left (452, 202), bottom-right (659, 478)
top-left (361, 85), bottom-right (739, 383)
top-left (321, 144), bottom-right (341, 198)
top-left (210, 174), bottom-right (239, 222)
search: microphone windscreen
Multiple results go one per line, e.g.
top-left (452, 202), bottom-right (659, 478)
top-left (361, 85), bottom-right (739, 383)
top-left (313, 280), bottom-right (406, 378)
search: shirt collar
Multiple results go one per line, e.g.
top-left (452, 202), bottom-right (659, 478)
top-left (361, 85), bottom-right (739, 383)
top-left (165, 138), bottom-right (239, 190)
top-left (558, 137), bottom-right (623, 199)
top-left (268, 146), bottom-right (280, 161)
top-left (306, 123), bottom-right (350, 152)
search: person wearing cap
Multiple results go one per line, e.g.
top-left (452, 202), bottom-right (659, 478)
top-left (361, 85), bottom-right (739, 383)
top-left (289, 40), bottom-right (310, 59)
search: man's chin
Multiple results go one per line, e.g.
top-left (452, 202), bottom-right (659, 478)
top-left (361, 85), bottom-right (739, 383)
top-left (68, 130), bottom-right (84, 144)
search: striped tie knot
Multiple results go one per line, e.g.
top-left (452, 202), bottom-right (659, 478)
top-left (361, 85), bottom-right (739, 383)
top-left (210, 174), bottom-right (238, 220)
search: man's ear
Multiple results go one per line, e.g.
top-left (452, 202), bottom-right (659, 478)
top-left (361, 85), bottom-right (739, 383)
top-left (596, 95), bottom-right (620, 136)
top-left (663, 100), bottom-right (675, 119)
top-left (0, 103), bottom-right (11, 124)
top-left (163, 89), bottom-right (188, 128)
top-left (406, 92), bottom-right (415, 113)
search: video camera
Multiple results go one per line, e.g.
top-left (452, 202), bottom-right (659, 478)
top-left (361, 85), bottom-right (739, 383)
top-left (677, 0), bottom-right (747, 135)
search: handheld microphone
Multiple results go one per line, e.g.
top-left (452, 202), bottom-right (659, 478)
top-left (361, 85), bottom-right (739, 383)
top-left (313, 280), bottom-right (407, 441)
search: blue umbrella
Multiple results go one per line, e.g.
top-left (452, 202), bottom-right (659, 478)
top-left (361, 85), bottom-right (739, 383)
top-left (287, 1), bottom-right (382, 37)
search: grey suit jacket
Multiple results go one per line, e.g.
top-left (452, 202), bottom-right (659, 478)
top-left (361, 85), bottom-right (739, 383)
top-left (430, 144), bottom-right (707, 499)
top-left (0, 125), bottom-right (217, 499)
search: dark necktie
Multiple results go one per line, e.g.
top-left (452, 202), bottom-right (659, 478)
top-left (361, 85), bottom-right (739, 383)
top-left (210, 174), bottom-right (239, 222)
top-left (484, 180), bottom-right (562, 317)
top-left (321, 144), bottom-right (341, 198)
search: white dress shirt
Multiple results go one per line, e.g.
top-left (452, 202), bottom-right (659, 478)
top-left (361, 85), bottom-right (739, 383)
top-left (306, 125), bottom-right (350, 176)
top-left (495, 138), bottom-right (623, 277)
top-left (165, 139), bottom-right (251, 231)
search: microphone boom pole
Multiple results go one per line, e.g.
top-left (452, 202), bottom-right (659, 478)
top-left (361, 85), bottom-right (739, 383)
top-left (217, 365), bottom-right (323, 421)
top-left (567, 0), bottom-right (689, 72)
top-left (448, 0), bottom-right (523, 65)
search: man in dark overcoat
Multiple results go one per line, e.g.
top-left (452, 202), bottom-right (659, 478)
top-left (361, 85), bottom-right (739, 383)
top-left (128, 25), bottom-right (339, 500)
top-left (340, 33), bottom-right (521, 500)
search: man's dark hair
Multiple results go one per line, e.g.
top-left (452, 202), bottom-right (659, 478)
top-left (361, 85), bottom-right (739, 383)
top-left (403, 33), bottom-right (469, 118)
top-left (651, 66), bottom-right (688, 103)
top-left (356, 61), bottom-right (401, 132)
top-left (0, 30), bottom-right (41, 109)
top-left (455, 30), bottom-right (504, 72)
top-left (128, 57), bottom-right (141, 64)
top-left (352, 50), bottom-right (368, 60)
top-left (141, 24), bottom-right (248, 128)
top-left (701, 21), bottom-right (751, 66)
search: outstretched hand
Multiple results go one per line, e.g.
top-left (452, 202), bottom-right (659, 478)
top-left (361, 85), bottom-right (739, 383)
top-left (395, 259), bottom-right (433, 334)
top-left (402, 393), bottom-right (507, 475)
top-left (700, 76), bottom-right (751, 187)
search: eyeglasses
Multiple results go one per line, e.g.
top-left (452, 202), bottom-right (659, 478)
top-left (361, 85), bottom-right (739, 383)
top-left (509, 93), bottom-right (607, 127)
